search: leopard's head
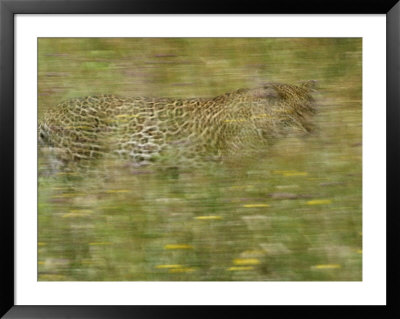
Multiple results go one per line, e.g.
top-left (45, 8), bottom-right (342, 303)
top-left (220, 82), bottom-right (317, 150)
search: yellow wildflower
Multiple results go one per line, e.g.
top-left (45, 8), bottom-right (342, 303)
top-left (155, 264), bottom-right (182, 269)
top-left (233, 258), bottom-right (261, 265)
top-left (306, 199), bottom-right (332, 205)
top-left (195, 216), bottom-right (223, 220)
top-left (227, 266), bottom-right (254, 271)
top-left (242, 204), bottom-right (270, 208)
top-left (312, 264), bottom-right (341, 269)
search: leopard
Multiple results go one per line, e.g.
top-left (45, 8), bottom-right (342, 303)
top-left (38, 80), bottom-right (317, 171)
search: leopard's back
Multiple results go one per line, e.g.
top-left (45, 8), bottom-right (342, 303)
top-left (38, 81), bottom-right (318, 170)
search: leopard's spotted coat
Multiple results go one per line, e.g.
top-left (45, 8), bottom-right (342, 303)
top-left (38, 81), bottom-right (317, 168)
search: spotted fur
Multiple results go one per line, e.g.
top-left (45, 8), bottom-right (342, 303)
top-left (38, 81), bottom-right (317, 168)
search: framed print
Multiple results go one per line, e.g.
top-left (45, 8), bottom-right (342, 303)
top-left (1, 0), bottom-right (398, 318)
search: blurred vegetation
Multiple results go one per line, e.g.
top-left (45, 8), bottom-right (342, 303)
top-left (38, 38), bottom-right (362, 281)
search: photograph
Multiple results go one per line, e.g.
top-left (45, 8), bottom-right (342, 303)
top-left (37, 37), bottom-right (363, 282)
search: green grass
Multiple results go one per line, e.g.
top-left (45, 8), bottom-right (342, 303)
top-left (38, 38), bottom-right (362, 281)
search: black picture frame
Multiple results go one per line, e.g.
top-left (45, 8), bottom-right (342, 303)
top-left (1, 0), bottom-right (398, 318)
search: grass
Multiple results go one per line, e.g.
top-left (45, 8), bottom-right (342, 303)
top-left (38, 38), bottom-right (362, 281)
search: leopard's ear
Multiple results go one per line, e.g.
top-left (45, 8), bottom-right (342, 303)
top-left (298, 80), bottom-right (318, 91)
top-left (252, 86), bottom-right (279, 99)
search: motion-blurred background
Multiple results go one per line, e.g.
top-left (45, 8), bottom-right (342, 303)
top-left (38, 38), bottom-right (362, 281)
